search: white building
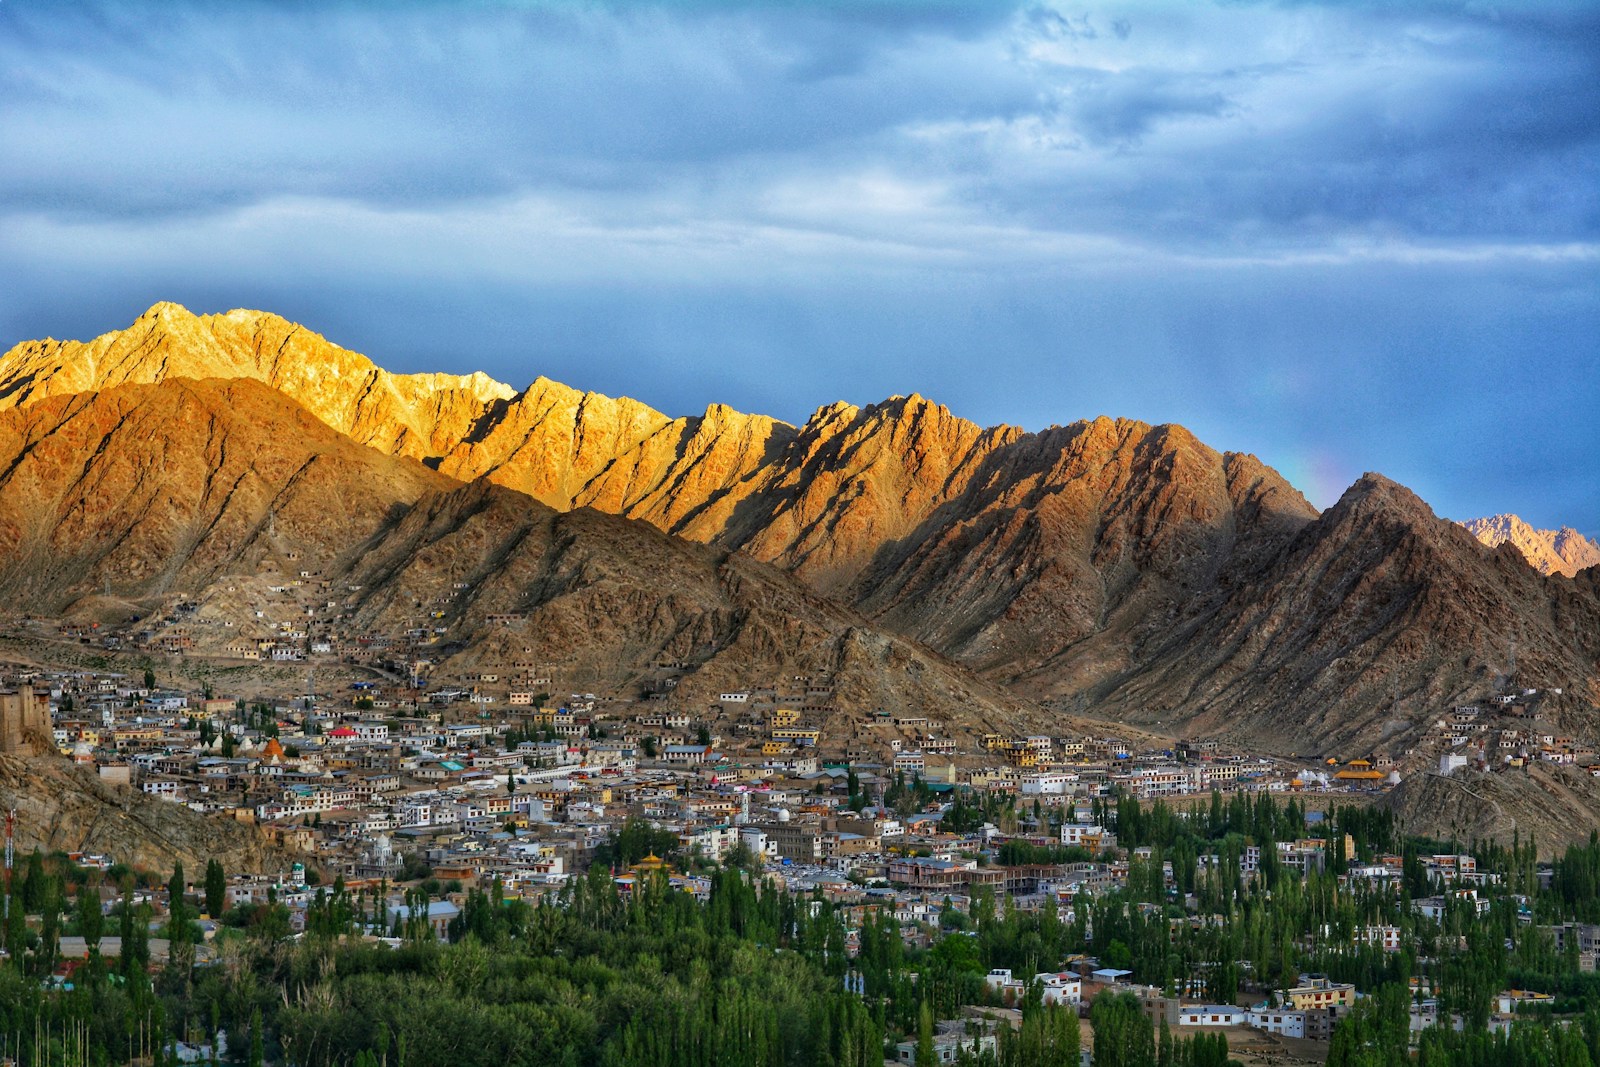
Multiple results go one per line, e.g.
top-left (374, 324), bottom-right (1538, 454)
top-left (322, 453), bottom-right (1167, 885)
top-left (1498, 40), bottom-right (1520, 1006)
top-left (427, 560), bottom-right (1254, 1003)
top-left (354, 721), bottom-right (390, 743)
top-left (1060, 823), bottom-right (1113, 849)
top-left (1032, 972), bottom-right (1082, 1006)
top-left (1247, 1006), bottom-right (1306, 1038)
top-left (1179, 1005), bottom-right (1245, 1027)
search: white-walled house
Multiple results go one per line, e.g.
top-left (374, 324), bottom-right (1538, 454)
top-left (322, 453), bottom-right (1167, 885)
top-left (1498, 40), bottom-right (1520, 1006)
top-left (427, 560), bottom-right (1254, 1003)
top-left (1179, 1005), bottom-right (1245, 1027)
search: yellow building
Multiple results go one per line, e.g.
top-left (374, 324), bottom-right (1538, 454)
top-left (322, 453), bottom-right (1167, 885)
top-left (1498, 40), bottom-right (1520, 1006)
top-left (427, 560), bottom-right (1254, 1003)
top-left (1005, 742), bottom-right (1037, 767)
top-left (1284, 978), bottom-right (1355, 1012)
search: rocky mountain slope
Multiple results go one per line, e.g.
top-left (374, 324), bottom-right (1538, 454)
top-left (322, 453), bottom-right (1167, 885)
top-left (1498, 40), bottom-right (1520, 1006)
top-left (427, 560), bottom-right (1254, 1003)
top-left (0, 377), bottom-right (452, 606)
top-left (1461, 514), bottom-right (1600, 578)
top-left (1087, 475), bottom-right (1600, 753)
top-left (1385, 762), bottom-right (1600, 854)
top-left (0, 302), bottom-right (514, 461)
top-left (845, 415), bottom-right (1317, 694)
top-left (333, 479), bottom-right (1053, 741)
top-left (1, 305), bottom-right (1596, 759)
top-left (0, 374), bottom-right (1039, 735)
top-left (0, 307), bottom-right (1313, 601)
top-left (0, 306), bottom-right (1320, 688)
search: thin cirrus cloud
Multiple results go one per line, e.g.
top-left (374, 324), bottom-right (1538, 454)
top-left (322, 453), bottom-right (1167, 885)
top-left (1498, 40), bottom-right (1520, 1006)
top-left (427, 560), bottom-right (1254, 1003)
top-left (0, 0), bottom-right (1596, 533)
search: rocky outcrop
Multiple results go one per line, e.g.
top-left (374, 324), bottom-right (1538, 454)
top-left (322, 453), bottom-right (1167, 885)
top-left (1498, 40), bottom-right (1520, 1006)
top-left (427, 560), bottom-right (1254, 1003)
top-left (0, 752), bottom-right (281, 874)
top-left (1385, 763), bottom-right (1600, 857)
top-left (1461, 514), bottom-right (1600, 578)
top-left (431, 380), bottom-right (766, 513)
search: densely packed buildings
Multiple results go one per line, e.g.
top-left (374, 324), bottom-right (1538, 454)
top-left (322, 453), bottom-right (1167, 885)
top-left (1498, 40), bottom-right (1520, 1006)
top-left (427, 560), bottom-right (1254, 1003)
top-left (1, 592), bottom-right (1578, 1053)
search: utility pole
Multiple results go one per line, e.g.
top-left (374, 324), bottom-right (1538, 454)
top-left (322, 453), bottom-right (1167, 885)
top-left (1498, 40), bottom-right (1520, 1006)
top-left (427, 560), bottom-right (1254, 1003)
top-left (3, 808), bottom-right (14, 925)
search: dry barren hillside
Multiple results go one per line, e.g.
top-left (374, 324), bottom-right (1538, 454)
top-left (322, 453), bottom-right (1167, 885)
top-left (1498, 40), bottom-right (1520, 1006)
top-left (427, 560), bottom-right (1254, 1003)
top-left (0, 377), bottom-right (452, 606)
top-left (331, 479), bottom-right (1061, 741)
top-left (1386, 763), bottom-right (1600, 855)
top-left (1091, 474), bottom-right (1600, 754)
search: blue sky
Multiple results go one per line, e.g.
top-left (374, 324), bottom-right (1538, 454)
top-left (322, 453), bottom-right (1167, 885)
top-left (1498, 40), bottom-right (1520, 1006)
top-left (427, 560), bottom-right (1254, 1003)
top-left (2, 1), bottom-right (1596, 532)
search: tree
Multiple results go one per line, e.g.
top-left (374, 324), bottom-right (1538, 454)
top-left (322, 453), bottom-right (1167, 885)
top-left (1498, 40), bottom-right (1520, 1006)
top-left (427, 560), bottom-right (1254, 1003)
top-left (143, 667), bottom-right (156, 690)
top-left (77, 884), bottom-right (104, 955)
top-left (205, 859), bottom-right (226, 919)
top-left (249, 1007), bottom-right (264, 1067)
top-left (168, 862), bottom-right (190, 945)
top-left (1092, 992), bottom-right (1155, 1067)
top-left (3, 883), bottom-right (24, 960)
top-left (916, 1000), bottom-right (936, 1067)
top-left (21, 851), bottom-right (46, 908)
top-left (36, 875), bottom-right (62, 978)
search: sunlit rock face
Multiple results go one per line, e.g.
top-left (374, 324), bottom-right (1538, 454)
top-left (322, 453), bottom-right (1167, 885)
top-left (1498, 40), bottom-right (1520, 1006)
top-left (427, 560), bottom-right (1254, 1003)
top-left (1460, 514), bottom-right (1600, 578)
top-left (0, 302), bottom-right (516, 461)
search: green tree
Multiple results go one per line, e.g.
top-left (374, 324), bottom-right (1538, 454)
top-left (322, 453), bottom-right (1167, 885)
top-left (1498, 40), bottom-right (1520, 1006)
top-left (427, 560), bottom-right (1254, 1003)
top-left (21, 849), bottom-right (46, 912)
top-left (167, 862), bottom-right (191, 946)
top-left (1092, 992), bottom-right (1155, 1067)
top-left (916, 1000), bottom-right (936, 1067)
top-left (205, 858), bottom-right (226, 919)
top-left (249, 1007), bottom-right (264, 1067)
top-left (77, 883), bottom-right (104, 955)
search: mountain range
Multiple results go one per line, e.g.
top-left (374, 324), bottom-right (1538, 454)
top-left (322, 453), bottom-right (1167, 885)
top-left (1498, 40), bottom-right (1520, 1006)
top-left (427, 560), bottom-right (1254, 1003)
top-left (1, 303), bottom-right (1596, 757)
top-left (1460, 514), bottom-right (1600, 579)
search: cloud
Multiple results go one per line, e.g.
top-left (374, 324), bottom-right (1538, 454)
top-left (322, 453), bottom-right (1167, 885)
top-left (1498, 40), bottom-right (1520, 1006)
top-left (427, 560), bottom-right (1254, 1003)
top-left (2, 0), bottom-right (1594, 257)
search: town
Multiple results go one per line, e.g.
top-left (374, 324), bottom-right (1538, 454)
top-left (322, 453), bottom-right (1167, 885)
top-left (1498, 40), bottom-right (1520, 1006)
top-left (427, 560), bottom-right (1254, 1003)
top-left (1, 594), bottom-right (1593, 1067)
